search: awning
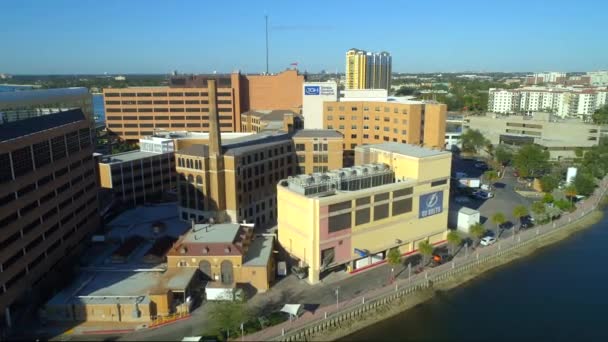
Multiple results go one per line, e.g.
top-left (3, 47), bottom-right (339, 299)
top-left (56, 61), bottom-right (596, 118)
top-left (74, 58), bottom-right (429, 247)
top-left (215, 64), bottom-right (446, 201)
top-left (280, 304), bottom-right (303, 317)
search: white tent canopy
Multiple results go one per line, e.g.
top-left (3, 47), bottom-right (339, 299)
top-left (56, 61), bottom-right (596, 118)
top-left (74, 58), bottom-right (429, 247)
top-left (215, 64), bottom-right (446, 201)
top-left (280, 304), bottom-right (303, 318)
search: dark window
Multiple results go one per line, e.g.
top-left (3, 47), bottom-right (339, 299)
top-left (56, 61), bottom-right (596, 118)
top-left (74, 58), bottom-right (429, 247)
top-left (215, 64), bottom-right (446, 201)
top-left (355, 208), bottom-right (370, 226)
top-left (392, 198), bottom-right (413, 216)
top-left (17, 183), bottom-right (36, 197)
top-left (154, 108), bottom-right (169, 112)
top-left (0, 212), bottom-right (18, 228)
top-left (329, 201), bottom-right (351, 212)
top-left (393, 188), bottom-right (413, 197)
top-left (356, 197), bottom-right (370, 206)
top-left (374, 192), bottom-right (389, 201)
top-left (0, 192), bottom-right (16, 206)
top-left (0, 153), bottom-right (12, 183)
top-left (374, 203), bottom-right (389, 221)
top-left (0, 231), bottom-right (20, 250)
top-left (55, 167), bottom-right (68, 178)
top-left (33, 141), bottom-right (51, 168)
top-left (328, 212), bottom-right (351, 233)
top-left (170, 108), bottom-right (185, 112)
top-left (431, 179), bottom-right (447, 187)
top-left (12, 146), bottom-right (33, 175)
top-left (66, 132), bottom-right (80, 154)
top-left (37, 174), bottom-right (53, 187)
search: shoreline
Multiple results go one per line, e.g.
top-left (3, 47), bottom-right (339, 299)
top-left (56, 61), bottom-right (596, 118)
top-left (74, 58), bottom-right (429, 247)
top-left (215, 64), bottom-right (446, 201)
top-left (312, 209), bottom-right (605, 341)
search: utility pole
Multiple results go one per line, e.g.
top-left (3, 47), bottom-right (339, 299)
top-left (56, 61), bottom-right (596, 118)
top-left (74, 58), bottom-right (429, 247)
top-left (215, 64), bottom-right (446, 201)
top-left (265, 15), bottom-right (269, 74)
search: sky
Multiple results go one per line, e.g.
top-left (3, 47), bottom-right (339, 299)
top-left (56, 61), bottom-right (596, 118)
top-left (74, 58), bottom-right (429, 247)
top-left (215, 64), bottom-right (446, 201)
top-left (1, 0), bottom-right (607, 74)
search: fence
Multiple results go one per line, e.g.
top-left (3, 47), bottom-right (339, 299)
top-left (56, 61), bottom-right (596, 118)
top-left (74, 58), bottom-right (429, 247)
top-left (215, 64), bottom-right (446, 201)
top-left (243, 178), bottom-right (608, 341)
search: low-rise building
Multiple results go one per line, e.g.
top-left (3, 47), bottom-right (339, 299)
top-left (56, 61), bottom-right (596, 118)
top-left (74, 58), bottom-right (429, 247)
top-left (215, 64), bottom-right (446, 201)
top-left (166, 222), bottom-right (275, 292)
top-left (240, 109), bottom-right (303, 133)
top-left (292, 129), bottom-right (344, 174)
top-left (465, 112), bottom-right (602, 160)
top-left (277, 142), bottom-right (451, 284)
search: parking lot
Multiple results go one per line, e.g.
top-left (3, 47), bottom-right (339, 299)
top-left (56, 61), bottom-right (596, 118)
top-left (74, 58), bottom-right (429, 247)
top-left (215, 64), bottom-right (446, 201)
top-left (450, 155), bottom-right (533, 237)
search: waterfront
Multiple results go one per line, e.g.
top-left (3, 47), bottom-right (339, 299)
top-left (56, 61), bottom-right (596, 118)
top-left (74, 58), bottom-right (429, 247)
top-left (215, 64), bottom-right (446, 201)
top-left (343, 209), bottom-right (608, 341)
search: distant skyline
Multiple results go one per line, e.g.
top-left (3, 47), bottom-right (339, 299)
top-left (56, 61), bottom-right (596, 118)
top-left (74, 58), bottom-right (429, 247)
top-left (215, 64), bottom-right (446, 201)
top-left (1, 0), bottom-right (608, 74)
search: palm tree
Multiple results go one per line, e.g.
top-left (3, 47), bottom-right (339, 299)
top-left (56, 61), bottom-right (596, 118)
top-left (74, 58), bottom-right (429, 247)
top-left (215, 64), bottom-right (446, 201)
top-left (491, 212), bottom-right (506, 239)
top-left (386, 247), bottom-right (401, 282)
top-left (469, 223), bottom-right (486, 246)
top-left (565, 184), bottom-right (577, 206)
top-left (418, 240), bottom-right (434, 268)
top-left (513, 205), bottom-right (528, 223)
top-left (446, 230), bottom-right (462, 256)
top-left (484, 170), bottom-right (499, 189)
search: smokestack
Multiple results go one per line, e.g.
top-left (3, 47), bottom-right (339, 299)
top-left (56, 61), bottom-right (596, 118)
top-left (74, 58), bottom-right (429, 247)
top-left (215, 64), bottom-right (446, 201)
top-left (207, 79), bottom-right (222, 156)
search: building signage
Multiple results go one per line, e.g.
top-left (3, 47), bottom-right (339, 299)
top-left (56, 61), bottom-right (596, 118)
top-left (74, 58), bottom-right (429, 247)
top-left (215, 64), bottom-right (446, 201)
top-left (419, 191), bottom-right (443, 218)
top-left (304, 85), bottom-right (336, 96)
top-left (304, 86), bottom-right (320, 95)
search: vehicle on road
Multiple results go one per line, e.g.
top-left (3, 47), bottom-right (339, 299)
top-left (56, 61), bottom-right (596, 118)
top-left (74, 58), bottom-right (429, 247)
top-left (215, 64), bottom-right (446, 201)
top-left (458, 177), bottom-right (481, 188)
top-left (472, 190), bottom-right (493, 200)
top-left (431, 253), bottom-right (453, 266)
top-left (480, 236), bottom-right (497, 246)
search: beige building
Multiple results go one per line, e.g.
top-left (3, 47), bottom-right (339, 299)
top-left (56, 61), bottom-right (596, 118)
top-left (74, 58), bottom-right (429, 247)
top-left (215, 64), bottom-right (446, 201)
top-left (465, 112), bottom-right (602, 160)
top-left (345, 49), bottom-right (392, 91)
top-left (323, 100), bottom-right (447, 164)
top-left (166, 222), bottom-right (276, 292)
top-left (292, 129), bottom-right (344, 174)
top-left (240, 109), bottom-right (303, 133)
top-left (277, 142), bottom-right (451, 284)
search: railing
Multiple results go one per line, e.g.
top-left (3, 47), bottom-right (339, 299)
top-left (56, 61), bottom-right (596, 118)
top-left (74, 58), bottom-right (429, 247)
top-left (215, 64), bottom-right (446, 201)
top-left (243, 177), bottom-right (608, 341)
top-left (149, 311), bottom-right (190, 328)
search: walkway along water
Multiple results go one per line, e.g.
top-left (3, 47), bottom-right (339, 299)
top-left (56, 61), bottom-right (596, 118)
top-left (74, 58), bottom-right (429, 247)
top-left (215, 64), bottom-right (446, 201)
top-left (242, 177), bottom-right (608, 341)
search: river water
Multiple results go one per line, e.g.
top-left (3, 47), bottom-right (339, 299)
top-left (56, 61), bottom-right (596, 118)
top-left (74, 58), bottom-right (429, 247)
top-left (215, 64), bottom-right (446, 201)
top-left (344, 210), bottom-right (608, 341)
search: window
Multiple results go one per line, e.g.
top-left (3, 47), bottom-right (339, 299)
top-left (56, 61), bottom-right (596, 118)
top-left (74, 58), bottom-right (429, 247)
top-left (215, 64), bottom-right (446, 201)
top-left (327, 115), bottom-right (333, 120)
top-left (351, 107), bottom-right (357, 111)
top-left (374, 192), bottom-right (389, 201)
top-left (392, 198), bottom-right (413, 215)
top-left (329, 201), bottom-right (351, 212)
top-left (431, 179), bottom-right (447, 187)
top-left (393, 188), bottom-right (413, 197)
top-left (355, 208), bottom-right (370, 225)
top-left (297, 155), bottom-right (305, 163)
top-left (351, 125), bottom-right (357, 129)
top-left (328, 213), bottom-right (351, 233)
top-left (12, 146), bottom-right (33, 175)
top-left (327, 106), bottom-right (334, 111)
top-left (66, 132), bottom-right (80, 154)
top-left (339, 116), bottom-right (345, 121)
top-left (374, 203), bottom-right (389, 221)
top-left (0, 154), bottom-right (12, 183)
top-left (33, 141), bottom-right (51, 169)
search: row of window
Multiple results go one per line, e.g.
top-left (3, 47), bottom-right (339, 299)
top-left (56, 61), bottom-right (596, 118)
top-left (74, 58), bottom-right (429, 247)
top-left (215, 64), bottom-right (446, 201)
top-left (106, 107), bottom-right (233, 113)
top-left (106, 99), bottom-right (231, 105)
top-left (328, 197), bottom-right (414, 233)
top-left (327, 106), bottom-right (409, 114)
top-left (0, 129), bottom-right (91, 185)
top-left (106, 91), bottom-right (231, 97)
top-left (106, 115), bottom-right (233, 121)
top-left (328, 115), bottom-right (409, 124)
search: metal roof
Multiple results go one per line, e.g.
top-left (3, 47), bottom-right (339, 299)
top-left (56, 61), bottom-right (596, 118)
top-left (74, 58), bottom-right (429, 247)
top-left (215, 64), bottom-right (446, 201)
top-left (243, 235), bottom-right (274, 267)
top-left (356, 142), bottom-right (451, 158)
top-left (181, 223), bottom-right (242, 244)
top-left (293, 129), bottom-right (343, 138)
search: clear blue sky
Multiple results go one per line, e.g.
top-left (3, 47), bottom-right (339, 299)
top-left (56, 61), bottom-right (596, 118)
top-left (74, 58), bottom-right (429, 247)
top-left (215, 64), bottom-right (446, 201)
top-left (2, 0), bottom-right (607, 74)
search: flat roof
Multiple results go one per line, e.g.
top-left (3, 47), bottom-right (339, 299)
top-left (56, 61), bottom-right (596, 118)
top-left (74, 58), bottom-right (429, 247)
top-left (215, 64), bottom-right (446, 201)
top-left (0, 87), bottom-right (89, 108)
top-left (181, 223), bottom-right (241, 244)
top-left (242, 109), bottom-right (299, 121)
top-left (293, 129), bottom-right (343, 138)
top-left (176, 132), bottom-right (291, 157)
top-left (243, 235), bottom-right (274, 267)
top-left (106, 203), bottom-right (190, 240)
top-left (100, 150), bottom-right (162, 164)
top-left (0, 109), bottom-right (86, 142)
top-left (356, 142), bottom-right (451, 158)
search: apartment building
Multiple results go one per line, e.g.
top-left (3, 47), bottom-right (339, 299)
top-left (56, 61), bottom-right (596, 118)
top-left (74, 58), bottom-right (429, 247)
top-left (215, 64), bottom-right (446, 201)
top-left (292, 129), bottom-right (344, 174)
top-left (0, 91), bottom-right (99, 328)
top-left (345, 49), bottom-right (392, 91)
top-left (277, 142), bottom-right (451, 284)
top-left (323, 99), bottom-right (447, 162)
top-left (104, 70), bottom-right (304, 142)
top-left (465, 112), bottom-right (602, 160)
top-left (488, 86), bottom-right (608, 117)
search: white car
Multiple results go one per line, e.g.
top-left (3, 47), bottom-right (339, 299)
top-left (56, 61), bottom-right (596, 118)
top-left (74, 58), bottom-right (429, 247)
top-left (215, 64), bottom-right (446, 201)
top-left (473, 190), bottom-right (494, 200)
top-left (480, 236), bottom-right (496, 246)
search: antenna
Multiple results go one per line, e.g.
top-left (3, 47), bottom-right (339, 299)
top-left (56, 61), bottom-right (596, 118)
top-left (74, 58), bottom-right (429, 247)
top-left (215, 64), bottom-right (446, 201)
top-left (265, 15), bottom-right (269, 74)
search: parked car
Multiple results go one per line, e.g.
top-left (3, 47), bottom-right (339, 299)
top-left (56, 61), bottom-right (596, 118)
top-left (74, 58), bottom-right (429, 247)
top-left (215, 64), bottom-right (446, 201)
top-left (454, 196), bottom-right (471, 204)
top-left (480, 236), bottom-right (497, 246)
top-left (431, 253), bottom-right (453, 266)
top-left (291, 265), bottom-right (308, 279)
top-left (454, 172), bottom-right (468, 179)
top-left (513, 170), bottom-right (520, 177)
top-left (520, 217), bottom-right (534, 229)
top-left (472, 190), bottom-right (494, 200)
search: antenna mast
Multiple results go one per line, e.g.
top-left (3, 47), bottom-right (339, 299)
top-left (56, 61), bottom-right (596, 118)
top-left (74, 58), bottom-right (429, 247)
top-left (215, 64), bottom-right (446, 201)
top-left (265, 15), bottom-right (269, 74)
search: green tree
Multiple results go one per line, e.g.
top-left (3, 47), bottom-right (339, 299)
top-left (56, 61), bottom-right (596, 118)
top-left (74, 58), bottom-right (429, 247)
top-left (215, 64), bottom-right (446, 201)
top-left (574, 147), bottom-right (584, 158)
top-left (495, 145), bottom-right (513, 165)
top-left (539, 175), bottom-right (559, 193)
top-left (512, 205), bottom-right (529, 223)
top-left (469, 223), bottom-right (486, 246)
top-left (387, 247), bottom-right (402, 267)
top-left (531, 201), bottom-right (546, 215)
top-left (491, 212), bottom-right (506, 239)
top-left (513, 144), bottom-right (550, 178)
top-left (418, 240), bottom-right (434, 267)
top-left (565, 184), bottom-right (577, 206)
top-left (446, 230), bottom-right (462, 255)
top-left (591, 104), bottom-right (608, 124)
top-left (483, 170), bottom-right (499, 189)
top-left (573, 172), bottom-right (596, 196)
top-left (542, 193), bottom-right (554, 203)
top-left (460, 129), bottom-right (490, 154)
top-left (207, 301), bottom-right (252, 339)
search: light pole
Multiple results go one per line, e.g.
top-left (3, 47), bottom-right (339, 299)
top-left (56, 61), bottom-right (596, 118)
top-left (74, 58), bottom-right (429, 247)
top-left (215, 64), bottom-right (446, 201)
top-left (335, 286), bottom-right (340, 310)
top-left (408, 263), bottom-right (411, 284)
top-left (391, 267), bottom-right (395, 283)
top-left (241, 322), bottom-right (244, 341)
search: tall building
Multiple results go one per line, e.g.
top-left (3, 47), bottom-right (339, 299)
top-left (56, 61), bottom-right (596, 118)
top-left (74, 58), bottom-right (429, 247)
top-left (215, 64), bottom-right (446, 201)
top-left (323, 94), bottom-right (447, 164)
top-left (0, 89), bottom-right (99, 328)
top-left (488, 86), bottom-right (608, 117)
top-left (103, 70), bottom-right (304, 142)
top-left (345, 49), bottom-right (392, 91)
top-left (277, 143), bottom-right (451, 284)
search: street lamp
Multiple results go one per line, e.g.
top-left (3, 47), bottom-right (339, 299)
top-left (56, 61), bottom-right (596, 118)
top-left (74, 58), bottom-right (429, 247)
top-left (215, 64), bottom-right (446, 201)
top-left (335, 286), bottom-right (340, 309)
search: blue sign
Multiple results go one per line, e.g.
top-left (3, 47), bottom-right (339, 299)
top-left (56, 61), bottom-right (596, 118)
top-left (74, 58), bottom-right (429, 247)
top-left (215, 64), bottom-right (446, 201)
top-left (419, 191), bottom-right (443, 218)
top-left (354, 248), bottom-right (368, 257)
top-left (304, 86), bottom-right (320, 95)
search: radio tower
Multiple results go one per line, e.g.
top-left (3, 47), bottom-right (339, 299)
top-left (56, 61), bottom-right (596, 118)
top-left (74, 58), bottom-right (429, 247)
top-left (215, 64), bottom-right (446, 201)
top-left (265, 15), bottom-right (269, 74)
